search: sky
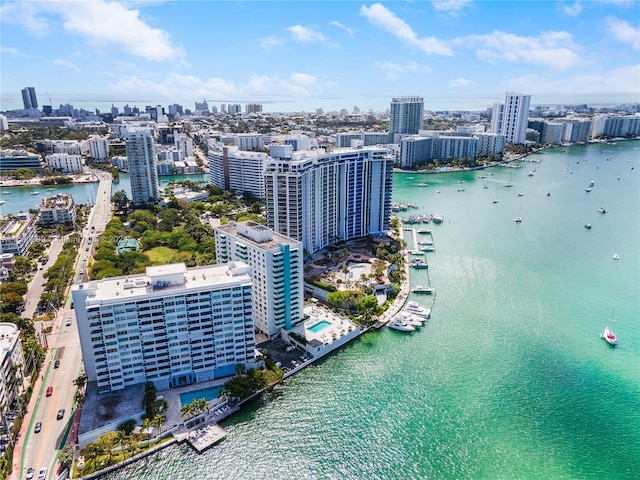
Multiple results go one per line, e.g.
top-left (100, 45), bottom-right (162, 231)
top-left (1, 0), bottom-right (639, 113)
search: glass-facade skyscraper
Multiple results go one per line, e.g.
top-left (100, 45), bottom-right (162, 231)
top-left (389, 96), bottom-right (424, 143)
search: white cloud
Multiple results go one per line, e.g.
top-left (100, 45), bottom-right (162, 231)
top-left (360, 3), bottom-right (453, 56)
top-left (560, 2), bottom-right (583, 16)
top-left (1, 0), bottom-right (183, 61)
top-left (286, 25), bottom-right (328, 43)
top-left (431, 0), bottom-right (472, 15)
top-left (606, 17), bottom-right (640, 50)
top-left (290, 73), bottom-right (317, 86)
top-left (463, 30), bottom-right (582, 68)
top-left (53, 59), bottom-right (80, 73)
top-left (449, 77), bottom-right (473, 87)
top-left (1, 47), bottom-right (19, 55)
top-left (330, 21), bottom-right (354, 36)
top-left (374, 60), bottom-right (430, 79)
top-left (506, 63), bottom-right (640, 96)
top-left (259, 36), bottom-right (284, 51)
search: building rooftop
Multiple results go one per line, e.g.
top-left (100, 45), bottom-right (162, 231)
top-left (216, 221), bottom-right (301, 250)
top-left (72, 262), bottom-right (252, 305)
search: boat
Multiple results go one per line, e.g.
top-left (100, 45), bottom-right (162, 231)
top-left (483, 184), bottom-right (489, 189)
top-left (1, 191), bottom-right (10, 195)
top-left (527, 171), bottom-right (535, 177)
top-left (514, 216), bottom-right (522, 224)
top-left (388, 319), bottom-right (416, 332)
top-left (585, 187), bottom-right (592, 192)
top-left (432, 214), bottom-right (443, 224)
top-left (585, 224), bottom-right (592, 229)
top-left (410, 259), bottom-right (429, 269)
top-left (598, 207), bottom-right (607, 214)
top-left (600, 327), bottom-right (617, 346)
top-left (409, 250), bottom-right (423, 256)
top-left (421, 246), bottom-right (435, 252)
top-left (47, 188), bottom-right (55, 191)
top-left (412, 285), bottom-right (435, 295)
top-left (416, 183), bottom-right (428, 187)
top-left (417, 228), bottom-right (431, 234)
top-left (396, 312), bottom-right (423, 327)
top-left (418, 240), bottom-right (433, 246)
top-left (405, 301), bottom-right (431, 318)
top-left (479, 175), bottom-right (487, 179)
top-left (613, 254), bottom-right (619, 261)
top-left (0, 200), bottom-right (5, 205)
top-left (30, 191), bottom-right (40, 195)
top-left (546, 192), bottom-right (551, 197)
top-left (505, 174), bottom-right (513, 187)
top-left (589, 180), bottom-right (595, 186)
top-left (457, 188), bottom-right (465, 192)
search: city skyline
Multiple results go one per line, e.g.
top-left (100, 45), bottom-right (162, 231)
top-left (1, 1), bottom-right (639, 113)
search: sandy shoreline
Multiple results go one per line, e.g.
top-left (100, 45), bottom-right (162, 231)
top-left (0, 174), bottom-right (99, 188)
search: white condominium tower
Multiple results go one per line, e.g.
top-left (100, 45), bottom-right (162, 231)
top-left (264, 146), bottom-right (394, 256)
top-left (214, 221), bottom-right (304, 338)
top-left (208, 145), bottom-right (268, 198)
top-left (389, 96), bottom-right (424, 143)
top-left (491, 92), bottom-right (532, 144)
top-left (71, 262), bottom-right (257, 393)
top-left (126, 128), bottom-right (159, 206)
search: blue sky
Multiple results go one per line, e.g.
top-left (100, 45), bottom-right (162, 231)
top-left (1, 1), bottom-right (639, 113)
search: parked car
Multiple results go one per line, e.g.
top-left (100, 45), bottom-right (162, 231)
top-left (54, 359), bottom-right (60, 369)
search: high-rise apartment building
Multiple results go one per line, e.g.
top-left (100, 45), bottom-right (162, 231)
top-left (89, 135), bottom-right (110, 160)
top-left (208, 145), bottom-right (268, 198)
top-left (214, 221), bottom-right (304, 338)
top-left (264, 146), bottom-right (393, 256)
top-left (71, 262), bottom-right (257, 393)
top-left (389, 96), bottom-right (424, 143)
top-left (491, 92), bottom-right (531, 144)
top-left (126, 128), bottom-right (159, 206)
top-left (21, 87), bottom-right (38, 109)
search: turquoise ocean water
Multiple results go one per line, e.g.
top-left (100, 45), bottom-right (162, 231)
top-left (102, 141), bottom-right (639, 480)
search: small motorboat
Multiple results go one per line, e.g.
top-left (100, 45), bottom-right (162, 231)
top-left (546, 192), bottom-right (551, 197)
top-left (585, 187), bottom-right (592, 192)
top-left (600, 327), bottom-right (617, 346)
top-left (613, 254), bottom-right (619, 261)
top-left (514, 216), bottom-right (522, 224)
top-left (30, 191), bottom-right (40, 195)
top-left (598, 207), bottom-right (607, 214)
top-left (585, 224), bottom-right (592, 229)
top-left (417, 229), bottom-right (431, 234)
top-left (412, 285), bottom-right (435, 295)
top-left (410, 259), bottom-right (429, 269)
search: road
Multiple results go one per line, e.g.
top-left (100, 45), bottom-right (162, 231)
top-left (14, 170), bottom-right (113, 480)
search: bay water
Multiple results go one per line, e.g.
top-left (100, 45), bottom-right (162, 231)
top-left (97, 141), bottom-right (640, 479)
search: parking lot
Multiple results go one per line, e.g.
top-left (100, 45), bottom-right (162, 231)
top-left (258, 338), bottom-right (312, 373)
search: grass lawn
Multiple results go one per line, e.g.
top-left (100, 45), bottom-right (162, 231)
top-left (144, 246), bottom-right (180, 264)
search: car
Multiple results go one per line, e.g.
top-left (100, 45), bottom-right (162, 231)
top-left (56, 409), bottom-right (65, 420)
top-left (34, 422), bottom-right (42, 433)
top-left (285, 345), bottom-right (296, 352)
top-left (54, 359), bottom-right (60, 369)
top-left (25, 467), bottom-right (34, 479)
top-left (65, 318), bottom-right (72, 327)
top-left (37, 467), bottom-right (47, 480)
top-left (85, 246), bottom-right (89, 252)
top-left (46, 386), bottom-right (52, 397)
top-left (79, 269), bottom-right (84, 275)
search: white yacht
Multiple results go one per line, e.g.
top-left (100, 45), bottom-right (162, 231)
top-left (405, 301), bottom-right (431, 318)
top-left (412, 285), bottom-right (435, 295)
top-left (388, 319), bottom-right (416, 332)
top-left (396, 312), bottom-right (422, 327)
top-left (600, 327), bottom-right (617, 346)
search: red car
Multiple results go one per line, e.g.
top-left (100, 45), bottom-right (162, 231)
top-left (46, 386), bottom-right (53, 397)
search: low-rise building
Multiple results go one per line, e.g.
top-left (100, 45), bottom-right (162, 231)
top-left (45, 153), bottom-right (83, 174)
top-left (71, 262), bottom-right (257, 393)
top-left (0, 213), bottom-right (37, 256)
top-left (0, 323), bottom-right (25, 416)
top-left (0, 149), bottom-right (42, 172)
top-left (38, 193), bottom-right (76, 225)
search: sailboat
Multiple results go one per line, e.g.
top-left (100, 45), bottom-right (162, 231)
top-left (493, 190), bottom-right (499, 204)
top-left (504, 173), bottom-right (513, 187)
top-left (514, 201), bottom-right (523, 223)
top-left (518, 185), bottom-right (524, 197)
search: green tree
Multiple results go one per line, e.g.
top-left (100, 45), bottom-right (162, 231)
top-left (58, 445), bottom-right (74, 472)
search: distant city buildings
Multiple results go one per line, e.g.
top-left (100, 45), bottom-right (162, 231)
top-left (245, 103), bottom-right (263, 114)
top-left (214, 221), bottom-right (304, 338)
top-left (38, 193), bottom-right (77, 225)
top-left (389, 96), bottom-right (424, 143)
top-left (264, 145), bottom-right (393, 256)
top-left (125, 128), bottom-right (159, 206)
top-left (21, 87), bottom-right (38, 109)
top-left (71, 262), bottom-right (257, 393)
top-left (491, 92), bottom-right (531, 144)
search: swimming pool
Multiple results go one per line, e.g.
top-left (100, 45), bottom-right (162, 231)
top-left (308, 320), bottom-right (332, 333)
top-left (179, 385), bottom-right (223, 406)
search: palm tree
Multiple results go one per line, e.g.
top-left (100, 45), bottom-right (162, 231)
top-left (86, 441), bottom-right (106, 472)
top-left (114, 429), bottom-right (128, 460)
top-left (141, 417), bottom-right (153, 448)
top-left (152, 413), bottom-right (165, 435)
top-left (180, 402), bottom-right (193, 422)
